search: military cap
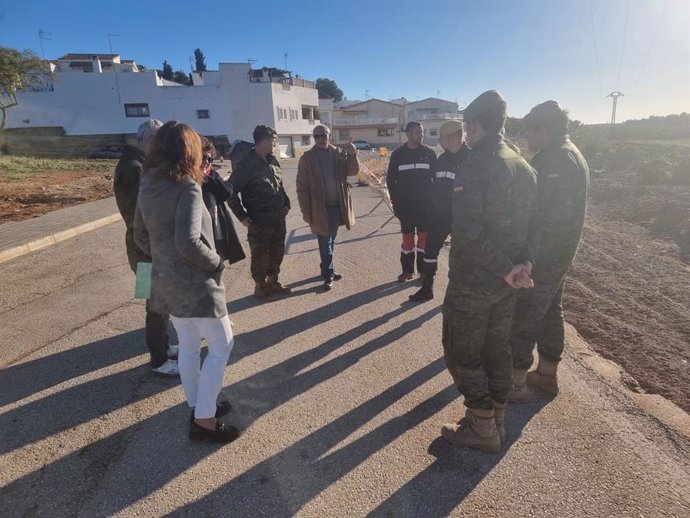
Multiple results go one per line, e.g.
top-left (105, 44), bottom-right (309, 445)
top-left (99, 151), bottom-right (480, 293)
top-left (523, 100), bottom-right (566, 128)
top-left (463, 90), bottom-right (506, 121)
top-left (405, 121), bottom-right (422, 132)
top-left (439, 120), bottom-right (463, 136)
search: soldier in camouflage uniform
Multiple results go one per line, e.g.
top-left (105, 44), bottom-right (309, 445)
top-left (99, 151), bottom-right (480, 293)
top-left (228, 125), bottom-right (291, 301)
top-left (441, 90), bottom-right (538, 452)
top-left (509, 101), bottom-right (590, 401)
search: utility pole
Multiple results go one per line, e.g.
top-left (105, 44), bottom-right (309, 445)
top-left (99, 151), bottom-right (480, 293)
top-left (607, 91), bottom-right (624, 125)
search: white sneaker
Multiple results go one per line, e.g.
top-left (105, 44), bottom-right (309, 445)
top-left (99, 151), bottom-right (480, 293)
top-left (151, 359), bottom-right (180, 377)
top-left (167, 345), bottom-right (179, 359)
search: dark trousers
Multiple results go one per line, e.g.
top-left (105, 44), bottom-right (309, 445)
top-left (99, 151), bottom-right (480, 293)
top-left (511, 263), bottom-right (568, 370)
top-left (317, 205), bottom-right (341, 279)
top-left (145, 298), bottom-right (170, 368)
top-left (422, 219), bottom-right (450, 279)
top-left (399, 217), bottom-right (428, 275)
top-left (442, 290), bottom-right (516, 409)
top-left (247, 219), bottom-right (287, 284)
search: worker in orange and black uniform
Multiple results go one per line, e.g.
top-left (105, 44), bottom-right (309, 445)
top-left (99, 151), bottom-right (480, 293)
top-left (410, 120), bottom-right (470, 302)
top-left (386, 121), bottom-right (437, 282)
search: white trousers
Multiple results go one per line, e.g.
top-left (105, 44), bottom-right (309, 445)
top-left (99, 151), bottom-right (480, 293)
top-left (170, 315), bottom-right (234, 419)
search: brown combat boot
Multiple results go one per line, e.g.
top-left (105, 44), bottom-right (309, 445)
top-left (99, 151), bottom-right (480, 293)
top-left (527, 359), bottom-right (559, 395)
top-left (254, 282), bottom-right (275, 302)
top-left (266, 275), bottom-right (291, 295)
top-left (492, 399), bottom-right (506, 443)
top-left (508, 368), bottom-right (529, 403)
top-left (441, 408), bottom-right (500, 453)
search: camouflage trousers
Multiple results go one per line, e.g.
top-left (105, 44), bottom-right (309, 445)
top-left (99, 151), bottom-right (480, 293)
top-left (442, 289), bottom-right (516, 409)
top-left (247, 219), bottom-right (287, 285)
top-left (510, 261), bottom-right (569, 370)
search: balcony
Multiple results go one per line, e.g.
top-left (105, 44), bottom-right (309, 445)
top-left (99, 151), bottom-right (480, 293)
top-left (417, 112), bottom-right (463, 121)
top-left (333, 117), bottom-right (399, 128)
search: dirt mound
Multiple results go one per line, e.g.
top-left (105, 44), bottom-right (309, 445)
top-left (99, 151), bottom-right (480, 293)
top-left (0, 170), bottom-right (114, 222)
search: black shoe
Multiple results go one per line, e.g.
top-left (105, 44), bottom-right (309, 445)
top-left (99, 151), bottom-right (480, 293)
top-left (408, 286), bottom-right (434, 302)
top-left (333, 273), bottom-right (343, 281)
top-left (323, 278), bottom-right (334, 291)
top-left (189, 419), bottom-right (240, 443)
top-left (189, 401), bottom-right (233, 423)
top-left (398, 272), bottom-right (414, 283)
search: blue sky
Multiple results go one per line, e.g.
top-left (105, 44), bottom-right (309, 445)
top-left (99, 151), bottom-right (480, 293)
top-left (1, 0), bottom-right (688, 123)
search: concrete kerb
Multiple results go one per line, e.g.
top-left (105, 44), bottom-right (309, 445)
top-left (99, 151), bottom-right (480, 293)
top-left (0, 213), bottom-right (122, 265)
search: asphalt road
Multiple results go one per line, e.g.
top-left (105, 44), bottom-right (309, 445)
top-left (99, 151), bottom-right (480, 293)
top-left (0, 159), bottom-right (689, 517)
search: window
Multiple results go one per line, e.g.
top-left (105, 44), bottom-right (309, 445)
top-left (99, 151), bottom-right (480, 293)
top-left (378, 128), bottom-right (394, 137)
top-left (301, 135), bottom-right (311, 146)
top-left (290, 108), bottom-right (300, 121)
top-left (339, 129), bottom-right (350, 140)
top-left (277, 107), bottom-right (288, 121)
top-left (124, 103), bottom-right (150, 117)
top-left (197, 109), bottom-right (210, 119)
top-left (429, 129), bottom-right (438, 137)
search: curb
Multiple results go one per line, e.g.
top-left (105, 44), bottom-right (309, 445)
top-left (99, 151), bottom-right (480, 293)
top-left (0, 213), bottom-right (122, 265)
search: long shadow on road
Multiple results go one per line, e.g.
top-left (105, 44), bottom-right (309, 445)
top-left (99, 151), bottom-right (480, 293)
top-left (0, 284), bottom-right (437, 516)
top-left (0, 328), bottom-right (147, 407)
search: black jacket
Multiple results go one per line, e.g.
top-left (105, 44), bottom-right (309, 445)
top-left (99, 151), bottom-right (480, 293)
top-left (113, 145), bottom-right (150, 271)
top-left (431, 144), bottom-right (471, 223)
top-left (202, 170), bottom-right (246, 265)
top-left (386, 143), bottom-right (437, 221)
top-left (228, 150), bottom-right (290, 224)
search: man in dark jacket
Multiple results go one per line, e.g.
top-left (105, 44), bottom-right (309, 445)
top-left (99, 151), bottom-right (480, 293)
top-left (509, 101), bottom-right (590, 401)
top-left (441, 90), bottom-right (538, 452)
top-left (228, 125), bottom-right (291, 301)
top-left (113, 119), bottom-right (179, 376)
top-left (409, 120), bottom-right (470, 302)
top-left (386, 121), bottom-right (437, 282)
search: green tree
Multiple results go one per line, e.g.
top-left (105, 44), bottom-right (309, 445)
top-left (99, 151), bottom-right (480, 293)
top-left (161, 60), bottom-right (173, 81)
top-left (173, 70), bottom-right (191, 85)
top-left (0, 47), bottom-right (50, 129)
top-left (194, 48), bottom-right (206, 72)
top-left (315, 77), bottom-right (344, 102)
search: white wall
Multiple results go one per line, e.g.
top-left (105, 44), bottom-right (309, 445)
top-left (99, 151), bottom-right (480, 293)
top-left (7, 62), bottom-right (320, 145)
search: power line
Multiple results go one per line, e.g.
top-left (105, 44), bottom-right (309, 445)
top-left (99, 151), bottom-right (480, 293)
top-left (616, 0), bottom-right (631, 90)
top-left (589, 0), bottom-right (604, 96)
top-left (631, 0), bottom-right (669, 92)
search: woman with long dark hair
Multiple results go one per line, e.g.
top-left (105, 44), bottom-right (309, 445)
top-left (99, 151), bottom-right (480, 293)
top-left (134, 121), bottom-right (238, 443)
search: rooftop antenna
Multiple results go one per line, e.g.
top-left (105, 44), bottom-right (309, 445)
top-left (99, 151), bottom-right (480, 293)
top-left (365, 89), bottom-right (369, 100)
top-left (247, 58), bottom-right (257, 66)
top-left (107, 33), bottom-right (121, 102)
top-left (607, 91), bottom-right (624, 125)
top-left (283, 52), bottom-right (290, 70)
top-left (38, 29), bottom-right (52, 60)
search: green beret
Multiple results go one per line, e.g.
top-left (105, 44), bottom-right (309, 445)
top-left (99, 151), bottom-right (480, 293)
top-left (523, 100), bottom-right (563, 127)
top-left (463, 90), bottom-right (506, 121)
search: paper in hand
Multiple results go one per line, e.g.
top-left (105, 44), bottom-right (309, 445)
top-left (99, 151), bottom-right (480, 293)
top-left (134, 261), bottom-right (152, 299)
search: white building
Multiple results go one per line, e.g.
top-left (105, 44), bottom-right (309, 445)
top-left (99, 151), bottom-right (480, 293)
top-left (327, 96), bottom-right (462, 148)
top-left (6, 54), bottom-right (321, 157)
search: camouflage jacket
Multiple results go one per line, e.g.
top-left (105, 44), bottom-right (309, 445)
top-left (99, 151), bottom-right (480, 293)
top-left (228, 150), bottom-right (290, 224)
top-left (447, 133), bottom-right (538, 296)
top-left (531, 136), bottom-right (589, 267)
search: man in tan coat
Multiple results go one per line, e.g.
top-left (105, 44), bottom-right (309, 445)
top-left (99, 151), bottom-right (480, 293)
top-left (296, 125), bottom-right (360, 290)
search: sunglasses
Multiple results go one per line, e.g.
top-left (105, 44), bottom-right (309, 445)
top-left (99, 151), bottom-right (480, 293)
top-left (202, 155), bottom-right (214, 163)
top-left (314, 134), bottom-right (328, 140)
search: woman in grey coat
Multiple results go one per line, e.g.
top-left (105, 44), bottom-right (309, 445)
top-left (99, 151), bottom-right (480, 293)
top-left (134, 121), bottom-right (239, 443)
